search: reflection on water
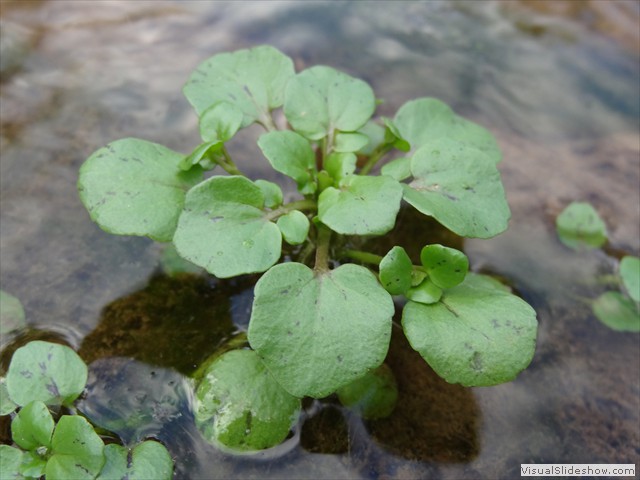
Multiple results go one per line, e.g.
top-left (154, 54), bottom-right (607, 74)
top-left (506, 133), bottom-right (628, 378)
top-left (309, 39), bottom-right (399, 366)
top-left (1, 1), bottom-right (638, 478)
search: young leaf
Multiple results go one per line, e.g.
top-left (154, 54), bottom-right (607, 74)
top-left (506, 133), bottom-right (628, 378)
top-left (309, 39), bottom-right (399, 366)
top-left (254, 179), bottom-right (283, 209)
top-left (336, 364), bottom-right (398, 419)
top-left (0, 290), bottom-right (26, 336)
top-left (619, 256), bottom-right (640, 302)
top-left (6, 341), bottom-right (87, 407)
top-left (420, 244), bottom-right (469, 289)
top-left (325, 152), bottom-right (356, 185)
top-left (46, 416), bottom-right (105, 480)
top-left (405, 278), bottom-right (443, 305)
top-left (11, 400), bottom-right (54, 451)
top-left (199, 101), bottom-right (243, 142)
top-left (248, 263), bottom-right (394, 398)
top-left (276, 210), bottom-right (310, 246)
top-left (379, 246), bottom-right (413, 295)
top-left (380, 157), bottom-right (411, 182)
top-left (403, 138), bottom-right (510, 238)
top-left (195, 349), bottom-right (300, 452)
top-left (257, 131), bottom-right (317, 194)
top-left (284, 66), bottom-right (375, 141)
top-left (0, 445), bottom-right (23, 480)
top-left (318, 175), bottom-right (403, 235)
top-left (334, 132), bottom-right (370, 153)
top-left (97, 441), bottom-right (173, 480)
top-left (356, 120), bottom-right (385, 156)
top-left (393, 97), bottom-right (501, 162)
top-left (1, 378), bottom-right (18, 415)
top-left (179, 140), bottom-right (223, 171)
top-left (592, 291), bottom-right (640, 332)
top-left (173, 176), bottom-right (282, 278)
top-left (78, 138), bottom-right (203, 242)
top-left (382, 118), bottom-right (410, 151)
top-left (402, 274), bottom-right (538, 386)
top-left (183, 45), bottom-right (295, 127)
top-left (556, 202), bottom-right (608, 249)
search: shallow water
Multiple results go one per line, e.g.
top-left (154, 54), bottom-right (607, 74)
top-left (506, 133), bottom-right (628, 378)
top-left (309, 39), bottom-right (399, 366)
top-left (1, 1), bottom-right (639, 479)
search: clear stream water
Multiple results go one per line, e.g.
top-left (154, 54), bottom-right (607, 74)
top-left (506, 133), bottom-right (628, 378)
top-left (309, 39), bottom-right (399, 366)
top-left (1, 1), bottom-right (639, 479)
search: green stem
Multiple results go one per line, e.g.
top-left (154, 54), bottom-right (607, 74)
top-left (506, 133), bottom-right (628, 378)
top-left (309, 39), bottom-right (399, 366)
top-left (360, 144), bottom-right (392, 175)
top-left (340, 249), bottom-right (383, 266)
top-left (264, 199), bottom-right (317, 221)
top-left (258, 111), bottom-right (278, 132)
top-left (314, 224), bottom-right (332, 272)
top-left (218, 147), bottom-right (246, 176)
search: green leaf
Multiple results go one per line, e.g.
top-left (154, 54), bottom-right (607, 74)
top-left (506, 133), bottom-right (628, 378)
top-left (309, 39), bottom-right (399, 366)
top-left (403, 138), bottom-right (510, 238)
top-left (276, 211), bottom-right (310, 246)
top-left (257, 131), bottom-right (317, 194)
top-left (78, 138), bottom-right (203, 242)
top-left (619, 256), bottom-right (640, 302)
top-left (556, 202), bottom-right (608, 249)
top-left (6, 341), bottom-right (87, 407)
top-left (0, 445), bottom-right (24, 480)
top-left (199, 101), bottom-right (244, 142)
top-left (420, 244), bottom-right (469, 289)
top-left (248, 263), bottom-right (394, 398)
top-left (284, 66), bottom-right (376, 141)
top-left (46, 416), bottom-right (105, 480)
top-left (336, 364), bottom-right (398, 419)
top-left (254, 179), bottom-right (283, 209)
top-left (379, 246), bottom-right (413, 295)
top-left (592, 291), bottom-right (640, 332)
top-left (356, 120), bottom-right (385, 156)
top-left (325, 152), bottom-right (356, 185)
top-left (405, 278), bottom-right (443, 305)
top-left (402, 274), bottom-right (538, 386)
top-left (20, 450), bottom-right (47, 478)
top-left (0, 290), bottom-right (26, 336)
top-left (380, 157), bottom-right (411, 181)
top-left (334, 132), bottom-right (370, 153)
top-left (318, 175), bottom-right (403, 235)
top-left (179, 140), bottom-right (223, 171)
top-left (11, 401), bottom-right (54, 451)
top-left (183, 45), bottom-right (295, 127)
top-left (1, 377), bottom-right (18, 415)
top-left (393, 97), bottom-right (501, 162)
top-left (173, 176), bottom-right (282, 278)
top-left (195, 349), bottom-right (300, 452)
top-left (97, 442), bottom-right (173, 480)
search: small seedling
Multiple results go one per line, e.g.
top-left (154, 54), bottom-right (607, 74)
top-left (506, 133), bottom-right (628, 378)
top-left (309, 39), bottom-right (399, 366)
top-left (77, 45), bottom-right (538, 451)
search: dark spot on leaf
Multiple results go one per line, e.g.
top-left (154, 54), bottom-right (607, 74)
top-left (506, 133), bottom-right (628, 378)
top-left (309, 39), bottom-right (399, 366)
top-left (470, 352), bottom-right (483, 372)
top-left (337, 355), bottom-right (343, 363)
top-left (19, 369), bottom-right (33, 378)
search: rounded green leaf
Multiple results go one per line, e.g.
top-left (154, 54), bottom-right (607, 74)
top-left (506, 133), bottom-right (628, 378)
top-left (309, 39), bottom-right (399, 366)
top-left (199, 101), bottom-right (243, 142)
top-left (619, 256), bottom-right (640, 302)
top-left (556, 202), bottom-right (608, 249)
top-left (318, 175), bottom-right (403, 235)
top-left (46, 416), bottom-right (105, 480)
top-left (0, 445), bottom-right (23, 480)
top-left (97, 441), bottom-right (173, 480)
top-left (0, 290), bottom-right (26, 336)
top-left (248, 263), bottom-right (394, 398)
top-left (336, 364), bottom-right (398, 419)
top-left (195, 349), bottom-right (300, 452)
top-left (284, 66), bottom-right (375, 141)
top-left (402, 275), bottom-right (538, 386)
top-left (394, 97), bottom-right (502, 162)
top-left (78, 138), bottom-right (203, 242)
top-left (183, 45), bottom-right (295, 127)
top-left (404, 138), bottom-right (510, 238)
top-left (276, 210), bottom-right (310, 246)
top-left (6, 341), bottom-right (88, 407)
top-left (592, 291), bottom-right (640, 332)
top-left (420, 244), bottom-right (469, 289)
top-left (379, 246), bottom-right (413, 295)
top-left (405, 278), bottom-right (443, 305)
top-left (257, 131), bottom-right (317, 193)
top-left (173, 176), bottom-right (282, 278)
top-left (11, 400), bottom-right (54, 451)
top-left (381, 157), bottom-right (411, 182)
top-left (254, 179), bottom-right (283, 209)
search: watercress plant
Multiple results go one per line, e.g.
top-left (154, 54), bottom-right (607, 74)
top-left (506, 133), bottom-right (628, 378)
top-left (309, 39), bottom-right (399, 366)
top-left (78, 45), bottom-right (538, 451)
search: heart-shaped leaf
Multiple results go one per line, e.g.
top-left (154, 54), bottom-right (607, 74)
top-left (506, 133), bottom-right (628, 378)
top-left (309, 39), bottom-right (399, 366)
top-left (78, 138), bottom-right (203, 242)
top-left (620, 256), bottom-right (640, 302)
top-left (195, 349), bottom-right (300, 452)
top-left (379, 246), bottom-right (413, 295)
top-left (420, 244), bottom-right (469, 289)
top-left (592, 291), bottom-right (640, 332)
top-left (97, 441), bottom-right (174, 480)
top-left (403, 138), bottom-right (510, 238)
top-left (248, 263), bottom-right (394, 398)
top-left (318, 175), bottom-right (403, 235)
top-left (393, 97), bottom-right (501, 162)
top-left (402, 274), bottom-right (538, 386)
top-left (6, 341), bottom-right (87, 407)
top-left (183, 45), bottom-right (295, 128)
top-left (173, 176), bottom-right (282, 278)
top-left (11, 400), bottom-right (54, 451)
top-left (284, 66), bottom-right (375, 141)
top-left (556, 201), bottom-right (608, 249)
